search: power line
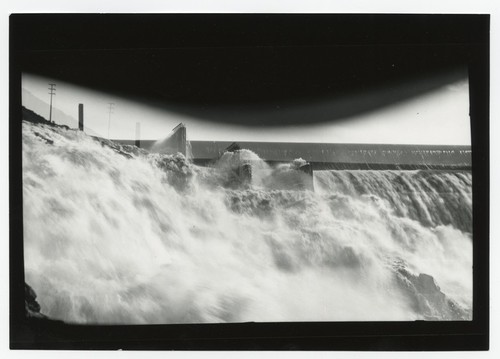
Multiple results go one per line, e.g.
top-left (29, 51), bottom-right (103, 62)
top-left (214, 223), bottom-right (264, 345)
top-left (48, 83), bottom-right (56, 123)
top-left (107, 103), bottom-right (115, 139)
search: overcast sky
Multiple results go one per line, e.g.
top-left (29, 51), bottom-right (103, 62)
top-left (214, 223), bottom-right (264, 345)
top-left (22, 72), bottom-right (470, 145)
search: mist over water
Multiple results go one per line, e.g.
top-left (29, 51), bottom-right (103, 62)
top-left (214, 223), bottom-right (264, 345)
top-left (22, 121), bottom-right (472, 324)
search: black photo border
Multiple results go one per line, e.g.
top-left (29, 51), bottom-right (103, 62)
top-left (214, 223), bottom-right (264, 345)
top-left (9, 13), bottom-right (490, 350)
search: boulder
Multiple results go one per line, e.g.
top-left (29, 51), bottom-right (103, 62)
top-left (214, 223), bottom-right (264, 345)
top-left (25, 283), bottom-right (47, 319)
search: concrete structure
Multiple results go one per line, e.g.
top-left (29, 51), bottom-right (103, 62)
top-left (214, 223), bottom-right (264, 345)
top-left (148, 123), bottom-right (187, 156)
top-left (171, 123), bottom-right (187, 156)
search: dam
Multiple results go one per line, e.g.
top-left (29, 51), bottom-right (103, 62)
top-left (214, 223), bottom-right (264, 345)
top-left (112, 123), bottom-right (471, 171)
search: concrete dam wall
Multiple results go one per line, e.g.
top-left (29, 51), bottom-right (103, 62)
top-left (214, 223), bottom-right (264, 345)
top-left (113, 138), bottom-right (471, 170)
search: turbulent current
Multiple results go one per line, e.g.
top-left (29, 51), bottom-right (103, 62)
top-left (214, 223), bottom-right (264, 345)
top-left (22, 121), bottom-right (473, 324)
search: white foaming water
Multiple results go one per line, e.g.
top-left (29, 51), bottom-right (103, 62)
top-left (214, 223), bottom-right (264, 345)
top-left (22, 121), bottom-right (472, 324)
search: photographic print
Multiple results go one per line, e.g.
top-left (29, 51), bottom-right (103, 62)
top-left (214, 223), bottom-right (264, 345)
top-left (10, 14), bottom-right (489, 349)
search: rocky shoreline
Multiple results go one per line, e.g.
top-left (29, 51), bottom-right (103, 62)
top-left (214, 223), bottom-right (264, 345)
top-left (24, 283), bottom-right (47, 320)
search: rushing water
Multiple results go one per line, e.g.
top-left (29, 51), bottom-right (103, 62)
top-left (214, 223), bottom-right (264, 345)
top-left (22, 121), bottom-right (473, 324)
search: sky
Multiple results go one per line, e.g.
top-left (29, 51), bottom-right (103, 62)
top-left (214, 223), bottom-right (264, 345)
top-left (15, 15), bottom-right (479, 146)
top-left (22, 72), bottom-right (471, 145)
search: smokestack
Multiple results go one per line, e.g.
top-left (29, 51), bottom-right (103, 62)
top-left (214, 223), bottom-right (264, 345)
top-left (135, 122), bottom-right (141, 148)
top-left (78, 104), bottom-right (84, 131)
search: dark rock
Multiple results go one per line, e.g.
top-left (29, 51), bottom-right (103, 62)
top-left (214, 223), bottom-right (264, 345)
top-left (393, 266), bottom-right (471, 320)
top-left (22, 106), bottom-right (53, 126)
top-left (33, 131), bottom-right (54, 145)
top-left (92, 136), bottom-right (134, 159)
top-left (121, 144), bottom-right (149, 157)
top-left (22, 106), bottom-right (71, 132)
top-left (25, 283), bottom-right (47, 319)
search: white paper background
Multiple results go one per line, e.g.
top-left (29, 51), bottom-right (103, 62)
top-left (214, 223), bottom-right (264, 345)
top-left (1, 1), bottom-right (498, 358)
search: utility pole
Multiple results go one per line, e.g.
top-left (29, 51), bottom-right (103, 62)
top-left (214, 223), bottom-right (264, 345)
top-left (107, 103), bottom-right (115, 139)
top-left (48, 83), bottom-right (56, 123)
